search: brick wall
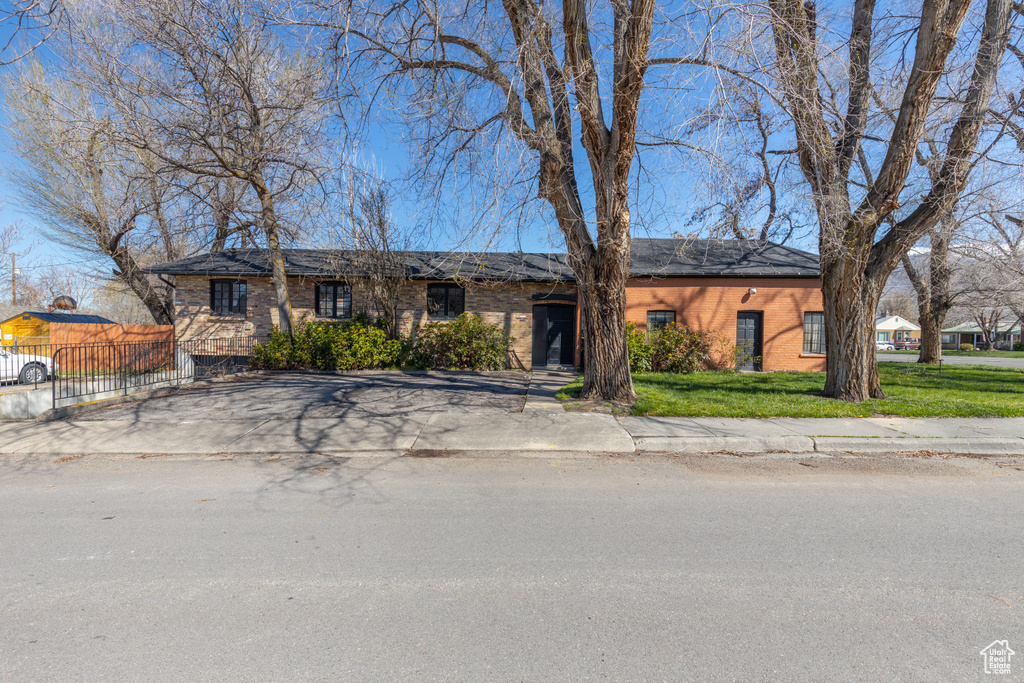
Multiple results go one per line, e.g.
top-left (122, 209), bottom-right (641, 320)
top-left (392, 280), bottom-right (577, 364)
top-left (625, 277), bottom-right (825, 371)
top-left (174, 273), bottom-right (824, 371)
top-left (173, 275), bottom-right (576, 364)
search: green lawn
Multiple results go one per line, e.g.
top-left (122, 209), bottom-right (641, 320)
top-left (556, 362), bottom-right (1024, 417)
top-left (878, 349), bottom-right (1024, 358)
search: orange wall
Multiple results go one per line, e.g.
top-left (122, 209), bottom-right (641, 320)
top-left (625, 277), bottom-right (826, 371)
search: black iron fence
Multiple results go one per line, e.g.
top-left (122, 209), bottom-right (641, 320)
top-left (0, 337), bottom-right (266, 408)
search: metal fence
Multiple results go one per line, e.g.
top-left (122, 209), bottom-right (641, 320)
top-left (0, 337), bottom-right (266, 408)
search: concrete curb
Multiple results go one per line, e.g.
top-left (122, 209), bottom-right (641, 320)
top-left (813, 436), bottom-right (1024, 455)
top-left (413, 412), bottom-right (635, 453)
top-left (634, 435), bottom-right (816, 453)
top-left (632, 435), bottom-right (1024, 456)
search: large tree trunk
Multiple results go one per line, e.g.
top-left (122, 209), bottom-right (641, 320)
top-left (111, 246), bottom-right (175, 324)
top-left (253, 175), bottom-right (294, 336)
top-left (576, 231), bottom-right (633, 402)
top-left (918, 312), bottom-right (942, 362)
top-left (768, 0), bottom-right (1009, 401)
top-left (903, 240), bottom-right (949, 364)
top-left (821, 257), bottom-right (885, 401)
top-left (210, 180), bottom-right (237, 253)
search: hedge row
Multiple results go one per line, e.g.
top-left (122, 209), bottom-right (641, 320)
top-left (625, 322), bottom-right (718, 373)
top-left (249, 313), bottom-right (513, 372)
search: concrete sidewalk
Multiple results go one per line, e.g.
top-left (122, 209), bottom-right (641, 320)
top-left (1, 413), bottom-right (1024, 457)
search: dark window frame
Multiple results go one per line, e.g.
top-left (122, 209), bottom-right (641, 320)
top-left (426, 283), bottom-right (465, 320)
top-left (314, 281), bottom-right (353, 320)
top-left (646, 310), bottom-right (676, 332)
top-left (210, 279), bottom-right (247, 317)
top-left (803, 311), bottom-right (826, 355)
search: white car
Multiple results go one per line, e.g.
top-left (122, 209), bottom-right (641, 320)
top-left (0, 348), bottom-right (56, 384)
top-left (876, 341), bottom-right (895, 351)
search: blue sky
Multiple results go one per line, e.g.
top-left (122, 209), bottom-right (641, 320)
top-left (0, 0), bottom-right (826, 281)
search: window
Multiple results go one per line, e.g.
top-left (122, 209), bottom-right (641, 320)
top-left (941, 334), bottom-right (955, 344)
top-left (803, 312), bottom-right (826, 354)
top-left (877, 331), bottom-right (890, 342)
top-left (427, 283), bottom-right (465, 319)
top-left (210, 280), bottom-right (247, 316)
top-left (315, 282), bottom-right (352, 319)
top-left (647, 310), bottom-right (675, 331)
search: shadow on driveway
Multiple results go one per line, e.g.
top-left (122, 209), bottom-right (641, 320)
top-left (76, 371), bottom-right (530, 421)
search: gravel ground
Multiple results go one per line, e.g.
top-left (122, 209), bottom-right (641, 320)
top-left (80, 372), bottom-right (529, 420)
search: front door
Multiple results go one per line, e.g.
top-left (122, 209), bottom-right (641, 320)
top-left (736, 312), bottom-right (763, 371)
top-left (532, 304), bottom-right (576, 367)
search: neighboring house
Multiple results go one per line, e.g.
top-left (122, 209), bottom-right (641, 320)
top-left (875, 315), bottom-right (921, 346)
top-left (0, 310), bottom-right (174, 350)
top-left (0, 311), bottom-right (116, 347)
top-left (148, 238), bottom-right (826, 371)
top-left (941, 321), bottom-right (1022, 349)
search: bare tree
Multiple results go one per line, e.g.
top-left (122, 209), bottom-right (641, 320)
top-left (80, 0), bottom-right (335, 336)
top-left (766, 0), bottom-right (1015, 400)
top-left (0, 217), bottom-right (24, 304)
top-left (685, 85), bottom-right (809, 244)
top-left (964, 210), bottom-right (1024, 330)
top-left (877, 290), bottom-right (918, 321)
top-left (0, 0), bottom-right (64, 65)
top-left (292, 0), bottom-right (701, 400)
top-left (342, 182), bottom-right (406, 339)
top-left (902, 219), bottom-right (959, 363)
top-left (2, 66), bottom-right (179, 323)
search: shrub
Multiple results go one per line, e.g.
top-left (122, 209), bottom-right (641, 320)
top-left (1014, 342), bottom-right (1024, 352)
top-left (960, 343), bottom-right (974, 352)
top-left (250, 316), bottom-right (404, 371)
top-left (249, 330), bottom-right (293, 370)
top-left (626, 322), bottom-right (652, 373)
top-left (409, 313), bottom-right (512, 370)
top-left (649, 323), bottom-right (714, 373)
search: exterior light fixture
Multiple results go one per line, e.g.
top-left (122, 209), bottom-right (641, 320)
top-left (748, 288), bottom-right (757, 294)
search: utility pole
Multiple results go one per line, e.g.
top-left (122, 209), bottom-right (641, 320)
top-left (10, 254), bottom-right (15, 305)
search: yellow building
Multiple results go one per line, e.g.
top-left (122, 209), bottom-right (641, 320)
top-left (0, 311), bottom-right (115, 348)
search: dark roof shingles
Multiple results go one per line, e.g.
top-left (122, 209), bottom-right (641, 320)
top-left (147, 239), bottom-right (820, 280)
top-left (3, 311), bottom-right (116, 324)
top-left (629, 239), bottom-right (820, 277)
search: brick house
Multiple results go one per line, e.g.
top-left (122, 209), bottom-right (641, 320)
top-left (149, 239), bottom-right (825, 371)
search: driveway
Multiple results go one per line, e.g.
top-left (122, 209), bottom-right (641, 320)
top-left (878, 353), bottom-right (1024, 369)
top-left (80, 372), bottom-right (529, 420)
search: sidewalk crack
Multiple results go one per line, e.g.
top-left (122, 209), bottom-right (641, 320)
top-left (221, 419), bottom-right (273, 452)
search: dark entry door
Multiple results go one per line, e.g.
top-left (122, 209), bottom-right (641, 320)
top-left (736, 312), bottom-right (763, 371)
top-left (532, 304), bottom-right (576, 366)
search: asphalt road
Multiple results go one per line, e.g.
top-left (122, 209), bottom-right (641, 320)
top-left (879, 353), bottom-right (1024, 369)
top-left (2, 453), bottom-right (1022, 681)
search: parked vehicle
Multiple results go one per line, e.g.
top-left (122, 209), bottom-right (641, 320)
top-left (894, 338), bottom-right (921, 350)
top-left (876, 341), bottom-right (895, 351)
top-left (0, 347), bottom-right (56, 384)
